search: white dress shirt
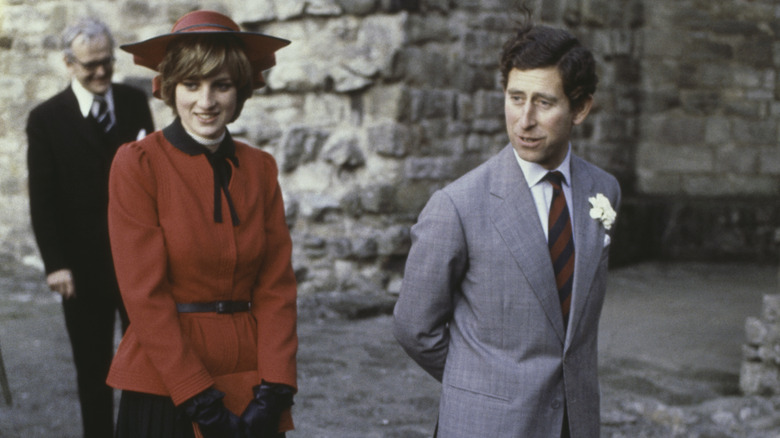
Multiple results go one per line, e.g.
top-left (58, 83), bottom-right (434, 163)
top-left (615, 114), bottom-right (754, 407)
top-left (513, 145), bottom-right (575, 243)
top-left (71, 79), bottom-right (115, 120)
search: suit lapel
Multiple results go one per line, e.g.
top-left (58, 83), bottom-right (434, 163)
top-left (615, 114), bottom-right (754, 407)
top-left (488, 146), bottom-right (566, 344)
top-left (565, 155), bottom-right (604, 348)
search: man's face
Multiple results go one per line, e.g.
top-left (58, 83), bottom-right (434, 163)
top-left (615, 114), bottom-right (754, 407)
top-left (65, 34), bottom-right (114, 95)
top-left (504, 67), bottom-right (592, 170)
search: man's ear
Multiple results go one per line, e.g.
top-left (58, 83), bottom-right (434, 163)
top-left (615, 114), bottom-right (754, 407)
top-left (572, 95), bottom-right (594, 125)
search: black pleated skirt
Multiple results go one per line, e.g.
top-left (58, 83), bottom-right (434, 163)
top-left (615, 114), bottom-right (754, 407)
top-left (116, 390), bottom-right (287, 438)
top-left (115, 390), bottom-right (196, 438)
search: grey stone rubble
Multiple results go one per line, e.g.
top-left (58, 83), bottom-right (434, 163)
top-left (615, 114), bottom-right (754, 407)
top-left (2, 261), bottom-right (780, 437)
top-left (741, 294), bottom-right (780, 397)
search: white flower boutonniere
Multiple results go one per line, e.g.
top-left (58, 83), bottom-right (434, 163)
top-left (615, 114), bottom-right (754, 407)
top-left (588, 193), bottom-right (616, 230)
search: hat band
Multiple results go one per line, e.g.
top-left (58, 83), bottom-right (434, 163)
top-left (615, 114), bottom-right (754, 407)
top-left (176, 22), bottom-right (236, 33)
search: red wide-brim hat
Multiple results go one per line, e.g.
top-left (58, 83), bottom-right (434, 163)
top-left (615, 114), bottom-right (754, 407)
top-left (120, 10), bottom-right (290, 91)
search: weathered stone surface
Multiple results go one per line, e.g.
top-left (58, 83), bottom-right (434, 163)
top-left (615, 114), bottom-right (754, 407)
top-left (320, 130), bottom-right (365, 170)
top-left (741, 295), bottom-right (780, 396)
top-left (1, 0), bottom-right (779, 303)
top-left (279, 126), bottom-right (329, 172)
top-left (763, 295), bottom-right (780, 322)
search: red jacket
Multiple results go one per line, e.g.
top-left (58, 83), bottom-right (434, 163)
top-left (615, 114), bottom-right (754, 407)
top-left (106, 125), bottom-right (297, 428)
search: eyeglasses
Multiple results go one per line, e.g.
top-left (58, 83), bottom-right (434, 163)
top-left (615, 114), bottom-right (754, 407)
top-left (69, 55), bottom-right (115, 71)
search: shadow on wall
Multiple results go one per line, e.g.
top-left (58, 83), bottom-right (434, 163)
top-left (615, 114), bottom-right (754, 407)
top-left (610, 195), bottom-right (780, 267)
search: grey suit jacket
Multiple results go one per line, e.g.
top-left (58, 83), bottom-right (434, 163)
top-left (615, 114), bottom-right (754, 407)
top-left (394, 145), bottom-right (621, 438)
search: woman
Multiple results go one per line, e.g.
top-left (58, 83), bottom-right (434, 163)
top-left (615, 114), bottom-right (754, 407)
top-left (106, 10), bottom-right (297, 438)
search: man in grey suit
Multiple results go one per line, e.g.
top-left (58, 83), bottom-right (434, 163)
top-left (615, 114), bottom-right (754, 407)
top-left (393, 18), bottom-right (621, 438)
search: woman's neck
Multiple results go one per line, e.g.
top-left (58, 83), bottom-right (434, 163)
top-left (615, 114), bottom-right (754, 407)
top-left (183, 127), bottom-right (226, 153)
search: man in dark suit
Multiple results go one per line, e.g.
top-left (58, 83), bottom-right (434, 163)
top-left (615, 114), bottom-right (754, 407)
top-left (26, 17), bottom-right (154, 438)
top-left (393, 16), bottom-right (621, 438)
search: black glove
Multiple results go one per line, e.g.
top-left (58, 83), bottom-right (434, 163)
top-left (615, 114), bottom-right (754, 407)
top-left (240, 381), bottom-right (295, 437)
top-left (180, 388), bottom-right (244, 438)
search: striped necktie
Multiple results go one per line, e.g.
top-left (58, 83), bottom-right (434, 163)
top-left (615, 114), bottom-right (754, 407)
top-left (545, 171), bottom-right (574, 327)
top-left (92, 95), bottom-right (113, 133)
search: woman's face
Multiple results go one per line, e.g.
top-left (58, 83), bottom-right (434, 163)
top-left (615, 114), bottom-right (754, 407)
top-left (175, 66), bottom-right (237, 139)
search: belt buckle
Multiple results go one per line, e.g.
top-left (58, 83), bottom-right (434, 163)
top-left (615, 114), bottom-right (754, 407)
top-left (215, 301), bottom-right (232, 314)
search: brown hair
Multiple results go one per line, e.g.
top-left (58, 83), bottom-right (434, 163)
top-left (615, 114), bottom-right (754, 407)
top-left (158, 34), bottom-right (254, 122)
top-left (499, 13), bottom-right (598, 112)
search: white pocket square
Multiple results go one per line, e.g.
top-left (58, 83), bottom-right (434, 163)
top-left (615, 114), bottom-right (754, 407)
top-left (603, 234), bottom-right (611, 247)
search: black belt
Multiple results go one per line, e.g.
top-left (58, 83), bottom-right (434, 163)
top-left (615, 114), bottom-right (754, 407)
top-left (176, 301), bottom-right (251, 314)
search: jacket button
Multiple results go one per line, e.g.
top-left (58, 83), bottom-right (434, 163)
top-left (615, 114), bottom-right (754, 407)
top-left (552, 400), bottom-right (561, 409)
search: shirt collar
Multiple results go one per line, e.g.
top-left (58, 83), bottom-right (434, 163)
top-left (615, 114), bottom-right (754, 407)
top-left (513, 144), bottom-right (573, 188)
top-left (163, 117), bottom-right (236, 161)
top-left (71, 80), bottom-right (113, 118)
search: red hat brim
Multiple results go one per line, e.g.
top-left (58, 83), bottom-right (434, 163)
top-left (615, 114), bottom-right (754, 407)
top-left (119, 10), bottom-right (290, 89)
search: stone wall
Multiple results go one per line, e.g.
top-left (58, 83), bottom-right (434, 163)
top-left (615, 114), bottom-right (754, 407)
top-left (637, 0), bottom-right (780, 195)
top-left (0, 0), bottom-right (778, 302)
top-left (741, 294), bottom-right (780, 395)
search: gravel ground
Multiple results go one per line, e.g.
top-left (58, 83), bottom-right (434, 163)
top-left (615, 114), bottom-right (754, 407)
top-left (0, 261), bottom-right (779, 437)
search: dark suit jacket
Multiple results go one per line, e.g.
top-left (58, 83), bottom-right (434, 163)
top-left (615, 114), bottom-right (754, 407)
top-left (27, 83), bottom-right (154, 298)
top-left (394, 145), bottom-right (621, 437)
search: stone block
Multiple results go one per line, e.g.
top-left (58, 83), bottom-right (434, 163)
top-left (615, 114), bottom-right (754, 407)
top-left (330, 64), bottom-right (374, 93)
top-left (279, 126), bottom-right (329, 172)
top-left (359, 184), bottom-right (397, 214)
top-left (640, 115), bottom-right (707, 147)
top-left (303, 234), bottom-right (328, 259)
top-left (351, 237), bottom-right (379, 260)
top-left (398, 47), bottom-right (449, 87)
top-left (636, 142), bottom-right (714, 173)
top-left (732, 120), bottom-right (777, 146)
top-left (635, 170), bottom-right (682, 195)
top-left (759, 147), bottom-right (780, 175)
top-left (736, 36), bottom-right (774, 69)
top-left (299, 193), bottom-right (341, 222)
top-left (367, 122), bottom-right (413, 158)
top-left (364, 84), bottom-right (407, 122)
top-left (461, 29), bottom-right (506, 67)
top-left (376, 225), bottom-right (411, 256)
top-left (680, 90), bottom-right (721, 116)
top-left (321, 130), bottom-right (365, 171)
top-left (758, 345), bottom-right (780, 365)
top-left (684, 38), bottom-right (733, 62)
top-left (405, 14), bottom-right (452, 44)
top-left (404, 157), bottom-right (455, 180)
top-left (339, 189), bottom-right (362, 217)
top-left (742, 344), bottom-right (761, 361)
top-left (266, 61), bottom-right (327, 93)
top-left (232, 1), bottom-right (278, 23)
top-left (640, 90), bottom-right (681, 114)
top-left (723, 99), bottom-right (765, 120)
top-left (336, 0), bottom-right (378, 15)
top-left (328, 238), bottom-right (353, 259)
top-left (681, 174), bottom-right (778, 197)
top-left (306, 0), bottom-right (343, 16)
top-left (407, 88), bottom-right (456, 122)
top-left (740, 361), bottom-right (780, 396)
top-left (715, 144), bottom-right (758, 174)
top-left (762, 295), bottom-right (780, 323)
top-left (705, 117), bottom-right (731, 145)
top-left (470, 118), bottom-right (504, 134)
top-left (745, 316), bottom-right (769, 345)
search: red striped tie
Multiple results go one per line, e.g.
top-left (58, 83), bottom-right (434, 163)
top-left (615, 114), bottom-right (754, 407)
top-left (545, 171), bottom-right (574, 327)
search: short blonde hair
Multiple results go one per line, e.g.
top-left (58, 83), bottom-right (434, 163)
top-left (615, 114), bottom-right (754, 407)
top-left (158, 35), bottom-right (254, 122)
